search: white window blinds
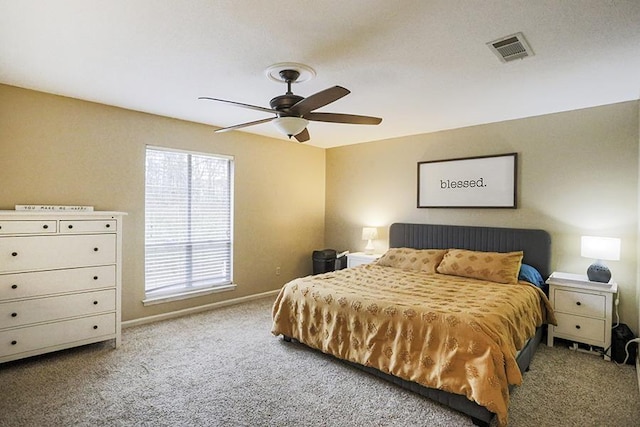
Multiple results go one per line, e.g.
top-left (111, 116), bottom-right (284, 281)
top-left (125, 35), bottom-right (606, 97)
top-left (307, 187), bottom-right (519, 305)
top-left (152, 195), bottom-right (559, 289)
top-left (145, 146), bottom-right (233, 297)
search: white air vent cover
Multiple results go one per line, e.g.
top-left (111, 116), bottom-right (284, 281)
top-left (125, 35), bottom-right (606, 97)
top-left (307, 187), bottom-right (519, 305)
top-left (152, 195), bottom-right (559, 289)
top-left (487, 32), bottom-right (534, 63)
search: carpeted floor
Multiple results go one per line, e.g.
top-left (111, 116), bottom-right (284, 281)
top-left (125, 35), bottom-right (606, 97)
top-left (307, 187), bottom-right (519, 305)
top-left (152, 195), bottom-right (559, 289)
top-left (1, 296), bottom-right (638, 427)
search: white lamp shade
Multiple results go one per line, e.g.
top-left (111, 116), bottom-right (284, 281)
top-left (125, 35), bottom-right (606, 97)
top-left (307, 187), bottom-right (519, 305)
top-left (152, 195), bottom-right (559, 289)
top-left (272, 117), bottom-right (308, 137)
top-left (362, 227), bottom-right (378, 240)
top-left (581, 236), bottom-right (621, 261)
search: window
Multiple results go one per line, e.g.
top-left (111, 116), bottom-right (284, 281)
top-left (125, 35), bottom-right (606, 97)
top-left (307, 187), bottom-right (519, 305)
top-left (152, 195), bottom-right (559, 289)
top-left (144, 146), bottom-right (234, 302)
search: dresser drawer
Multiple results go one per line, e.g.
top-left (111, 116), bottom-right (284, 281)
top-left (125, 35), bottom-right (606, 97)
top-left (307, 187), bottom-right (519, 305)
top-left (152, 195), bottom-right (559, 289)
top-left (553, 312), bottom-right (605, 343)
top-left (554, 289), bottom-right (605, 318)
top-left (60, 220), bottom-right (117, 233)
top-left (0, 265), bottom-right (115, 301)
top-left (0, 234), bottom-right (116, 273)
top-left (0, 220), bottom-right (57, 235)
top-left (0, 289), bottom-right (116, 329)
top-left (0, 265), bottom-right (116, 302)
top-left (0, 313), bottom-right (116, 359)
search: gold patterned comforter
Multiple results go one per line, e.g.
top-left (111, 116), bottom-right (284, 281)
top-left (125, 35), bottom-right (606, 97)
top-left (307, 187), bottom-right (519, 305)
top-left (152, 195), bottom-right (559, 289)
top-left (271, 264), bottom-right (556, 426)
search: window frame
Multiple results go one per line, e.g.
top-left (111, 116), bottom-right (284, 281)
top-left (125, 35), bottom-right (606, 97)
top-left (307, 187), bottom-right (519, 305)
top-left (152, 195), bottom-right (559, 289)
top-left (143, 145), bottom-right (235, 305)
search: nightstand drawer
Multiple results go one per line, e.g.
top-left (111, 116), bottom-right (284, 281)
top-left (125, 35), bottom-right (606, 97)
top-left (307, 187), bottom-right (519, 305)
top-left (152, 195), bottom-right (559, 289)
top-left (554, 289), bottom-right (605, 318)
top-left (347, 253), bottom-right (381, 268)
top-left (554, 312), bottom-right (605, 342)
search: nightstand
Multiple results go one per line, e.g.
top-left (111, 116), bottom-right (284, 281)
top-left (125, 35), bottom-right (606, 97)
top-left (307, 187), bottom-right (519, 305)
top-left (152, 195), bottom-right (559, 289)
top-left (347, 252), bottom-right (382, 268)
top-left (546, 272), bottom-right (618, 361)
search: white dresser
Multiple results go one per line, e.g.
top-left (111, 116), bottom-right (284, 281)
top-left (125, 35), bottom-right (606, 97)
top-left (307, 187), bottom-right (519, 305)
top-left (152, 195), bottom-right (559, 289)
top-left (0, 211), bottom-right (125, 363)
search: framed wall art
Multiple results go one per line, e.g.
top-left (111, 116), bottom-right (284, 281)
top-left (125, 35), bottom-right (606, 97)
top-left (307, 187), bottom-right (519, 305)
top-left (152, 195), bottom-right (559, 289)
top-left (417, 153), bottom-right (517, 208)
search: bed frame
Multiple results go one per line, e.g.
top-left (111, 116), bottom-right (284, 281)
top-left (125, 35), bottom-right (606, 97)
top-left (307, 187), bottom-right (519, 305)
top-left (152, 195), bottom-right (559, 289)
top-left (286, 223), bottom-right (551, 426)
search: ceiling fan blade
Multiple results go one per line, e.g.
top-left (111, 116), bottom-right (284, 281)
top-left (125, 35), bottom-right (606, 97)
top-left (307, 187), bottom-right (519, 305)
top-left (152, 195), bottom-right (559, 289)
top-left (198, 97), bottom-right (279, 114)
top-left (289, 86), bottom-right (350, 116)
top-left (305, 112), bottom-right (382, 125)
top-left (293, 128), bottom-right (310, 143)
top-left (214, 117), bottom-right (275, 133)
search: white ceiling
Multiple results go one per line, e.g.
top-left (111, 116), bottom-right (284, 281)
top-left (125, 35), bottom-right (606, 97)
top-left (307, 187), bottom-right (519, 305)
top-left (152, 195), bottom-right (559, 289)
top-left (2, 0), bottom-right (639, 149)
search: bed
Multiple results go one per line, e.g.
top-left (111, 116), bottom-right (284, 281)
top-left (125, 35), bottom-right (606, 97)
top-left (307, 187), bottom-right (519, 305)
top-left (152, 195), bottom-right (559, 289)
top-left (272, 223), bottom-right (555, 426)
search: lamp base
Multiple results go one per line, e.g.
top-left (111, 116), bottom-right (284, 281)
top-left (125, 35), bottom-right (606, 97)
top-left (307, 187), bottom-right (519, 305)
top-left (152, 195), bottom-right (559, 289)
top-left (364, 239), bottom-right (375, 255)
top-left (587, 261), bottom-right (611, 283)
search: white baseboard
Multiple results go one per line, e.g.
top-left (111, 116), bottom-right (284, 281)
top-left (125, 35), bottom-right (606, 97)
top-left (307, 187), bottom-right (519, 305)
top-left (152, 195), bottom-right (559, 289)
top-left (121, 289), bottom-right (280, 328)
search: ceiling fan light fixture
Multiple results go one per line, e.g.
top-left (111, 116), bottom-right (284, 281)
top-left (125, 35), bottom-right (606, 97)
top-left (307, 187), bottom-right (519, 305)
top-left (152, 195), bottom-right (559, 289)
top-left (272, 116), bottom-right (308, 138)
top-left (200, 63), bottom-right (381, 141)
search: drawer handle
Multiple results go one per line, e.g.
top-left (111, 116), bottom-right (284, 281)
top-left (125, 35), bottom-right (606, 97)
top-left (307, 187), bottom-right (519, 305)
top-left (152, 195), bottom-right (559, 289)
top-left (11, 252), bottom-right (18, 257)
top-left (11, 340), bottom-right (17, 345)
top-left (93, 301), bottom-right (98, 305)
top-left (43, 224), bottom-right (49, 229)
top-left (11, 312), bottom-right (17, 317)
top-left (93, 276), bottom-right (99, 280)
top-left (105, 224), bottom-right (111, 228)
top-left (11, 284), bottom-right (18, 289)
top-left (94, 247), bottom-right (99, 252)
top-left (575, 325), bottom-right (581, 330)
top-left (576, 301), bottom-right (582, 306)
top-left (68, 225), bottom-right (73, 229)
top-left (93, 325), bottom-right (98, 330)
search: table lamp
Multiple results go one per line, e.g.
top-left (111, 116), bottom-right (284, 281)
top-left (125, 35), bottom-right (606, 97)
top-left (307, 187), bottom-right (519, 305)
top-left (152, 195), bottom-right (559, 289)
top-left (362, 227), bottom-right (378, 255)
top-left (580, 236), bottom-right (620, 283)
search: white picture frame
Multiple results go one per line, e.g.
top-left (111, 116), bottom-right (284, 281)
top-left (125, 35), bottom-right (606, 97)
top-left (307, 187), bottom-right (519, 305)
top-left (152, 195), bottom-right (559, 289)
top-left (417, 153), bottom-right (517, 208)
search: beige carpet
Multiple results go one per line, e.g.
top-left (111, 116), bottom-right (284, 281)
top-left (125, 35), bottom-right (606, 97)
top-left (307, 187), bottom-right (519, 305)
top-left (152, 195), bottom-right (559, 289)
top-left (1, 296), bottom-right (638, 427)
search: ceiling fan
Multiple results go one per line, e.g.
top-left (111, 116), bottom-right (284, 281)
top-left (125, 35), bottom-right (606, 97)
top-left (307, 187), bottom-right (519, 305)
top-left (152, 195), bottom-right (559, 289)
top-left (199, 66), bottom-right (382, 143)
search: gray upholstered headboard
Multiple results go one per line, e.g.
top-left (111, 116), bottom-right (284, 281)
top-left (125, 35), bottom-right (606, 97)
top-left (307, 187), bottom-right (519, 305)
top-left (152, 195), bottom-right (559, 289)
top-left (389, 223), bottom-right (551, 278)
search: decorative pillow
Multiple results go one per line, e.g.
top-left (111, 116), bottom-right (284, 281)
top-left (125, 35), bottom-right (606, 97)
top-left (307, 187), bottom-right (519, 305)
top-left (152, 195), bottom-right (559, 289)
top-left (436, 249), bottom-right (523, 284)
top-left (519, 263), bottom-right (548, 294)
top-left (518, 264), bottom-right (545, 287)
top-left (376, 247), bottom-right (448, 274)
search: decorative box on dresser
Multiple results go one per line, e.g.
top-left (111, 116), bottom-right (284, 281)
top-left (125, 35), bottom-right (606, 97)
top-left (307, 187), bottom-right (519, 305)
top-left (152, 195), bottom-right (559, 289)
top-left (546, 272), bottom-right (618, 361)
top-left (0, 211), bottom-right (126, 363)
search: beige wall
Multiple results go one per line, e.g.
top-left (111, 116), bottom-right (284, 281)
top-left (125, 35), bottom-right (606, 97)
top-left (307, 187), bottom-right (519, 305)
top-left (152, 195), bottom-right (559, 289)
top-left (3, 83), bottom-right (638, 331)
top-left (326, 101), bottom-right (640, 332)
top-left (0, 84), bottom-right (326, 322)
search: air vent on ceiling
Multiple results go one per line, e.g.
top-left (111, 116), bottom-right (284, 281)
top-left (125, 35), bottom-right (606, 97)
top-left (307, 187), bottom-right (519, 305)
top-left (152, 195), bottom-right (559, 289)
top-left (487, 32), bottom-right (534, 63)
